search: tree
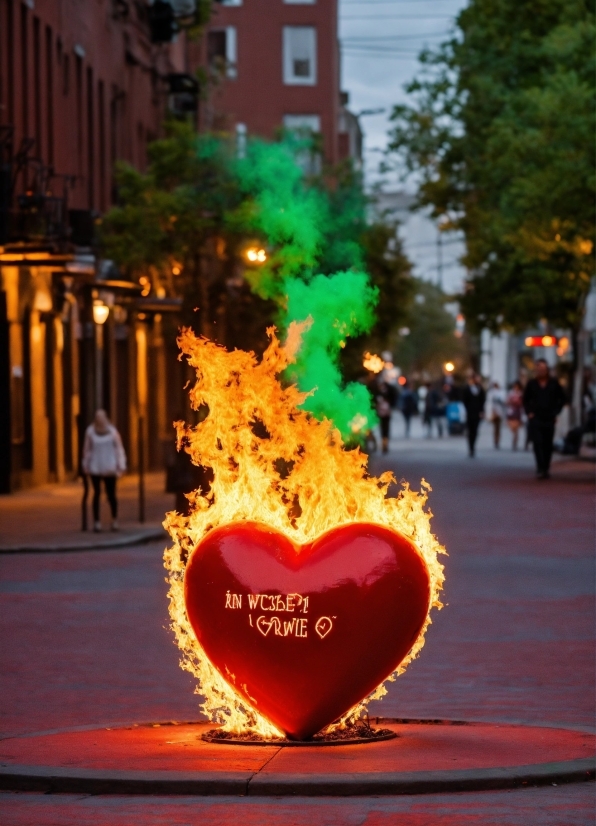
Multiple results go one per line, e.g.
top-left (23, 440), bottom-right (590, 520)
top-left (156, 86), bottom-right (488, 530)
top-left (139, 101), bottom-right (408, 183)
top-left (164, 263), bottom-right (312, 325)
top-left (391, 280), bottom-right (466, 378)
top-left (100, 120), bottom-right (276, 351)
top-left (388, 0), bottom-right (595, 351)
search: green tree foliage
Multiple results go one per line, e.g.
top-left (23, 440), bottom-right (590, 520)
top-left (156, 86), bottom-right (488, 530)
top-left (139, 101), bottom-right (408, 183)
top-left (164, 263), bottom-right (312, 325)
top-left (392, 281), bottom-right (466, 377)
top-left (100, 121), bottom-right (276, 349)
top-left (388, 0), bottom-right (595, 339)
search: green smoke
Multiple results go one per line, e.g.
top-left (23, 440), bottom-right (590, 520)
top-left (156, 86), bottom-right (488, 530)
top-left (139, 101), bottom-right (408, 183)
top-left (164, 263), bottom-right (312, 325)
top-left (231, 137), bottom-right (379, 440)
top-left (284, 271), bottom-right (379, 437)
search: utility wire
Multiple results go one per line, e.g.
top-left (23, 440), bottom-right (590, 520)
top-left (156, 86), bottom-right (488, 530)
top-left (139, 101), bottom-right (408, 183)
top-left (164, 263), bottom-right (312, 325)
top-left (342, 33), bottom-right (446, 40)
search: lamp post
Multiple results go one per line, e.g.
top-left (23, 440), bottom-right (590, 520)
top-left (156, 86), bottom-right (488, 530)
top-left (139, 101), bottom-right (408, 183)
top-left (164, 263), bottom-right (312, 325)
top-left (92, 299), bottom-right (109, 410)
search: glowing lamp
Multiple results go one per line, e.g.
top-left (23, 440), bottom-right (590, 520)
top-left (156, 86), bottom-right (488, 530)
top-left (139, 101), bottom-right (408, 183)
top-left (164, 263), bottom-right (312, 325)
top-left (363, 352), bottom-right (384, 373)
top-left (444, 362), bottom-right (455, 373)
top-left (398, 376), bottom-right (407, 386)
top-left (246, 247), bottom-right (267, 264)
top-left (92, 300), bottom-right (109, 325)
top-left (525, 335), bottom-right (557, 347)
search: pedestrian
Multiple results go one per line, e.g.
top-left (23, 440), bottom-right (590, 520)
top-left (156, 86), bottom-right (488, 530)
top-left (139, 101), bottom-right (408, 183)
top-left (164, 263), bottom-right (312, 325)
top-left (523, 359), bottom-right (567, 479)
top-left (486, 382), bottom-right (506, 449)
top-left (399, 379), bottom-right (418, 438)
top-left (505, 381), bottom-right (524, 450)
top-left (426, 383), bottom-right (446, 437)
top-left (462, 371), bottom-right (486, 457)
top-left (82, 409), bottom-right (127, 531)
top-left (375, 381), bottom-right (393, 454)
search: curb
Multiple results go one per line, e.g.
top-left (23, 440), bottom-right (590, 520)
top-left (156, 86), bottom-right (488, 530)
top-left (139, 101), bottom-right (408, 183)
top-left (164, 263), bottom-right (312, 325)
top-left (0, 758), bottom-right (593, 797)
top-left (0, 528), bottom-right (166, 554)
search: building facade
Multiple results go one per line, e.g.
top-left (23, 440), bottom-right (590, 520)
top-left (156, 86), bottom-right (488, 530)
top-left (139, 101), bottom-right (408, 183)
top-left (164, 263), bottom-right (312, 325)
top-left (0, 0), bottom-right (194, 492)
top-left (0, 0), bottom-right (358, 494)
top-left (194, 0), bottom-right (361, 166)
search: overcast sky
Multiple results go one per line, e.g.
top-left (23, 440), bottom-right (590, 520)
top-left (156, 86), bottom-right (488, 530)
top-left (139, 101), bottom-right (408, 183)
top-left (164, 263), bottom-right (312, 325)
top-left (338, 0), bottom-right (469, 292)
top-left (338, 0), bottom-right (466, 188)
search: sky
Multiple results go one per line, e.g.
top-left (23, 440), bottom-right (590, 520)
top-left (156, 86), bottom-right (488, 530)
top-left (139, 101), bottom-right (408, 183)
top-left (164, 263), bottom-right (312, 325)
top-left (338, 0), bottom-right (466, 185)
top-left (338, 0), bottom-right (469, 293)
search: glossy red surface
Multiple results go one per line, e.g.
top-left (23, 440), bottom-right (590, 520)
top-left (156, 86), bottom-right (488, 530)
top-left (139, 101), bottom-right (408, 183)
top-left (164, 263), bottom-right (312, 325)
top-left (184, 522), bottom-right (431, 740)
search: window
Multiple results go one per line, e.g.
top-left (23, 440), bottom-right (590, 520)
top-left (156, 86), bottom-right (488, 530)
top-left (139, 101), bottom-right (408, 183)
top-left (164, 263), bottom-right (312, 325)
top-left (284, 0), bottom-right (315, 4)
top-left (207, 27), bottom-right (237, 78)
top-left (283, 27), bottom-right (316, 85)
top-left (221, 0), bottom-right (242, 5)
top-left (283, 114), bottom-right (321, 134)
top-left (282, 115), bottom-right (322, 175)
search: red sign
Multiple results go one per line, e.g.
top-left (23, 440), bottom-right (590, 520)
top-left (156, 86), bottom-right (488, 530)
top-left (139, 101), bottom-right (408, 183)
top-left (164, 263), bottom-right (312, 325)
top-left (524, 335), bottom-right (558, 347)
top-left (184, 521), bottom-right (431, 740)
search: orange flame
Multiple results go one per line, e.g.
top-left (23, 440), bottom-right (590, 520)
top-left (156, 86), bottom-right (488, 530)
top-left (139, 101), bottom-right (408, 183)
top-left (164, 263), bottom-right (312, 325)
top-left (164, 323), bottom-right (446, 738)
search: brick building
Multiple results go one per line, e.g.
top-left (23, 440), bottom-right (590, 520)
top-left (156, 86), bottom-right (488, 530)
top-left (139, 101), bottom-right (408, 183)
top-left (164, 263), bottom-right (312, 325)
top-left (195, 0), bottom-right (362, 167)
top-left (0, 0), bottom-right (360, 495)
top-left (0, 0), bottom-right (194, 492)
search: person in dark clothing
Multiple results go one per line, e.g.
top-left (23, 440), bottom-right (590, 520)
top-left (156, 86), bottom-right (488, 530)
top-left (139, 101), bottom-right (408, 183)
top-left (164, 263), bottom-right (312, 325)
top-left (375, 381), bottom-right (393, 454)
top-left (523, 359), bottom-right (567, 478)
top-left (399, 379), bottom-right (418, 438)
top-left (426, 384), bottom-right (447, 437)
top-left (462, 372), bottom-right (486, 457)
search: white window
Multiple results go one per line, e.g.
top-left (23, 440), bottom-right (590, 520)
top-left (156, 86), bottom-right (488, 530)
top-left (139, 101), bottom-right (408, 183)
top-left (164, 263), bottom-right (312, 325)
top-left (284, 0), bottom-right (315, 4)
top-left (207, 27), bottom-right (237, 78)
top-left (283, 27), bottom-right (317, 85)
top-left (283, 115), bottom-right (322, 174)
top-left (221, 0), bottom-right (242, 5)
top-left (283, 115), bottom-right (321, 134)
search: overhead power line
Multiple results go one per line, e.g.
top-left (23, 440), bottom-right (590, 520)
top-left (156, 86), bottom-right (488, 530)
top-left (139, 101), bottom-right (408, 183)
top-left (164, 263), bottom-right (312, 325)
top-left (341, 13), bottom-right (453, 19)
top-left (342, 33), bottom-right (446, 40)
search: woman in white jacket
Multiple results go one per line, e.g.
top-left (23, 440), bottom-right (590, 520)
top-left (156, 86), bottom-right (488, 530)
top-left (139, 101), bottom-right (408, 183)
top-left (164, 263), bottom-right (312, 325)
top-left (82, 410), bottom-right (127, 532)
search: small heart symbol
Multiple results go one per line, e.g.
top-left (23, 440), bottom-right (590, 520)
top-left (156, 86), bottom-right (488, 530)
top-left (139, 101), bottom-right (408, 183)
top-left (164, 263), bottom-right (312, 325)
top-left (185, 521), bottom-right (430, 740)
top-left (256, 616), bottom-right (275, 637)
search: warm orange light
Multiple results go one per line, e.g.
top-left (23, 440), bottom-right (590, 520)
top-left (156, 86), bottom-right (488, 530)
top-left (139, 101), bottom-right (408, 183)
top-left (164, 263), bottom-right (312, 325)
top-left (556, 336), bottom-right (570, 357)
top-left (92, 300), bottom-right (109, 325)
top-left (363, 352), bottom-right (384, 373)
top-left (398, 376), bottom-right (407, 386)
top-left (444, 362), bottom-right (455, 373)
top-left (246, 247), bottom-right (267, 264)
top-left (172, 266), bottom-right (181, 276)
top-left (164, 326), bottom-right (445, 739)
top-left (525, 335), bottom-right (558, 347)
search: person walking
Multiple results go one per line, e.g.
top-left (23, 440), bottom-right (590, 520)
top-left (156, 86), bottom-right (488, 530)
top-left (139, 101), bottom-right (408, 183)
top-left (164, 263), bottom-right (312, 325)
top-left (505, 381), bottom-right (524, 450)
top-left (375, 381), bottom-right (393, 454)
top-left (463, 372), bottom-right (486, 457)
top-left (399, 379), bottom-right (418, 438)
top-left (486, 382), bottom-right (506, 449)
top-left (426, 383), bottom-right (446, 437)
top-left (82, 409), bottom-right (127, 531)
top-left (523, 359), bottom-right (567, 479)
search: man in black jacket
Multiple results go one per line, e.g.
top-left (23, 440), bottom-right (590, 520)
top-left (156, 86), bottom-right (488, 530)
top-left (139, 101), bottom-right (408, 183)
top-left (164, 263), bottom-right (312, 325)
top-left (523, 359), bottom-right (567, 479)
top-left (463, 372), bottom-right (486, 457)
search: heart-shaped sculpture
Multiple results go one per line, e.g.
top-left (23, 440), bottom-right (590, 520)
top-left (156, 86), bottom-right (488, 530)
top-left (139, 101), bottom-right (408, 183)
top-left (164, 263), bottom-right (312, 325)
top-left (184, 521), bottom-right (430, 740)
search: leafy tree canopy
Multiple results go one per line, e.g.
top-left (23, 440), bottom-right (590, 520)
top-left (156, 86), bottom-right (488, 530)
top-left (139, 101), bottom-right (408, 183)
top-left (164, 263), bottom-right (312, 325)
top-left (389, 0), bottom-right (595, 337)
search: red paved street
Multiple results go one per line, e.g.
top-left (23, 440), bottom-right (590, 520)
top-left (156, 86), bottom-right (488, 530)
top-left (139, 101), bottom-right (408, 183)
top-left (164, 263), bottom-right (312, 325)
top-left (0, 427), bottom-right (594, 823)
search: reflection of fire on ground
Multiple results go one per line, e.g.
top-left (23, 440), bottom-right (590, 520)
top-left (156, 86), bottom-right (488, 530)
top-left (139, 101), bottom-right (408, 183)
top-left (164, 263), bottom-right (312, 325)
top-left (164, 323), bottom-right (446, 739)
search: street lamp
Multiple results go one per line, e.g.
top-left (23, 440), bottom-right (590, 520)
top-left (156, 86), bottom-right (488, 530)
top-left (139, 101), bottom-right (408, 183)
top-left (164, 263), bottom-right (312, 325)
top-left (92, 300), bottom-right (109, 325)
top-left (245, 247), bottom-right (267, 264)
top-left (444, 362), bottom-right (455, 373)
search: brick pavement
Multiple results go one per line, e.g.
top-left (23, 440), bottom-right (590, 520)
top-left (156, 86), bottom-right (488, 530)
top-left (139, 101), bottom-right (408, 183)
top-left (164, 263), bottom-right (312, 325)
top-left (0, 472), bottom-right (174, 550)
top-left (0, 425), bottom-right (593, 823)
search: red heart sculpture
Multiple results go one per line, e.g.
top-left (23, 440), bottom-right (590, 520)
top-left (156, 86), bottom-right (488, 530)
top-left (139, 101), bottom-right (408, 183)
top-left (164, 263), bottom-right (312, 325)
top-left (184, 521), bottom-right (430, 740)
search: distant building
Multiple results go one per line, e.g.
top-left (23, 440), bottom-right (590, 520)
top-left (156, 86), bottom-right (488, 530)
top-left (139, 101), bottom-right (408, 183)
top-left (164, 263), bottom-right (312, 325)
top-left (191, 0), bottom-right (362, 167)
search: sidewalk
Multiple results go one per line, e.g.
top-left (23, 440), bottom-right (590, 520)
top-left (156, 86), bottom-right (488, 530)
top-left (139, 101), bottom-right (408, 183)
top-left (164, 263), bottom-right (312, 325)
top-left (0, 473), bottom-right (174, 553)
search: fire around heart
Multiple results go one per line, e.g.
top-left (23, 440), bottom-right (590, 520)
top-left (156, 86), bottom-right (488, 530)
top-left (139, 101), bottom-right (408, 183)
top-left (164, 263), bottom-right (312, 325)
top-left (164, 322), bottom-right (446, 740)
